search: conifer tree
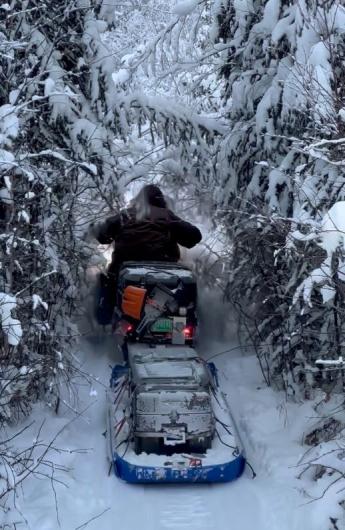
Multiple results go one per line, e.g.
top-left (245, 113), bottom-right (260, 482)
top-left (213, 0), bottom-right (345, 394)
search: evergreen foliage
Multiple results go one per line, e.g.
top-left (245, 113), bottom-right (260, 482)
top-left (214, 0), bottom-right (345, 395)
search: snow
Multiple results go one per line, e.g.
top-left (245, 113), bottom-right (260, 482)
top-left (320, 201), bottom-right (345, 256)
top-left (44, 77), bottom-right (55, 97)
top-left (316, 356), bottom-right (345, 367)
top-left (9, 89), bottom-right (19, 104)
top-left (271, 6), bottom-right (295, 43)
top-left (2, 336), bottom-right (341, 529)
top-left (122, 264), bottom-right (195, 279)
top-left (32, 294), bottom-right (48, 311)
top-left (308, 41), bottom-right (333, 121)
top-left (0, 104), bottom-right (19, 144)
top-left (4, 175), bottom-right (11, 190)
top-left (293, 202), bottom-right (345, 306)
top-left (0, 186), bottom-right (12, 204)
top-left (0, 148), bottom-right (15, 170)
top-left (293, 266), bottom-right (331, 307)
top-left (173, 0), bottom-right (199, 16)
top-left (132, 360), bottom-right (204, 380)
top-left (81, 162), bottom-right (98, 175)
top-left (0, 292), bottom-right (22, 346)
top-left (112, 69), bottom-right (130, 87)
top-left (19, 210), bottom-right (30, 223)
top-left (20, 149), bottom-right (98, 176)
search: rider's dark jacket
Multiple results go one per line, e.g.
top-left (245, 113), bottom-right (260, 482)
top-left (94, 205), bottom-right (202, 274)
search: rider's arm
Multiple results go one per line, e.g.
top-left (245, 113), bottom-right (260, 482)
top-left (168, 213), bottom-right (202, 248)
top-left (93, 214), bottom-right (122, 244)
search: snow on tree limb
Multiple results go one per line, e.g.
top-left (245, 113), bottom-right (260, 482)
top-left (0, 293), bottom-right (22, 346)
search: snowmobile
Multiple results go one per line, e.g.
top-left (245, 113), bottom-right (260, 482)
top-left (105, 262), bottom-right (245, 483)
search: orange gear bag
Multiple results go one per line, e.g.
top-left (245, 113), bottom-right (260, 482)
top-left (121, 286), bottom-right (147, 320)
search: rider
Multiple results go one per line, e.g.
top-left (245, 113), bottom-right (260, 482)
top-left (91, 184), bottom-right (202, 323)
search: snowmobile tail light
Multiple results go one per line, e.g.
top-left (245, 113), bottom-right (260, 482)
top-left (183, 326), bottom-right (193, 338)
top-left (179, 307), bottom-right (187, 316)
top-left (126, 323), bottom-right (134, 333)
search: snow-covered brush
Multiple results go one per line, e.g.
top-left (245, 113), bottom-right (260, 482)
top-left (0, 415), bottom-right (91, 527)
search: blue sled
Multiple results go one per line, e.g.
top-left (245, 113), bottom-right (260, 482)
top-left (112, 453), bottom-right (245, 484)
top-left (107, 361), bottom-right (246, 484)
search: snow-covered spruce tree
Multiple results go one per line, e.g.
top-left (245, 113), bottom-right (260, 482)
top-left (0, 0), bottom-right (130, 420)
top-left (213, 0), bottom-right (345, 395)
top-left (0, 2), bottom-right (97, 421)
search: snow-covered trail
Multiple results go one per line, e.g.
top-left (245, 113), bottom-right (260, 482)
top-left (15, 337), bottom-right (318, 530)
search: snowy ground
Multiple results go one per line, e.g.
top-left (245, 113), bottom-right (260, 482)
top-left (2, 336), bottom-right (342, 530)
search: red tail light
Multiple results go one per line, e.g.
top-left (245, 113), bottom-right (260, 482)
top-left (183, 326), bottom-right (194, 338)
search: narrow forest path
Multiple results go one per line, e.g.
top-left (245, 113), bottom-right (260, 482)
top-left (15, 337), bottom-right (322, 530)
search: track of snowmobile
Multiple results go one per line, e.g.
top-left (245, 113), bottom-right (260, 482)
top-left (17, 337), bottom-right (317, 530)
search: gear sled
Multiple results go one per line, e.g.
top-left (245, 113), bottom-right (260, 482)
top-left (105, 262), bottom-right (245, 483)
